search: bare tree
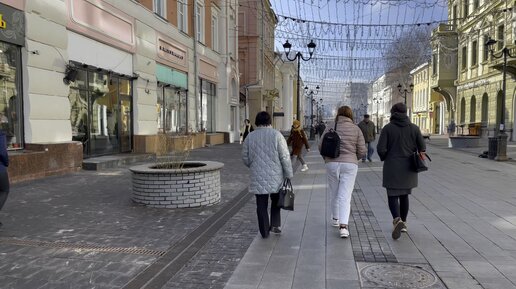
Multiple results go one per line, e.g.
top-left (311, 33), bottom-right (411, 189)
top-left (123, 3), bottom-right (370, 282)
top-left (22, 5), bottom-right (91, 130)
top-left (383, 28), bottom-right (432, 86)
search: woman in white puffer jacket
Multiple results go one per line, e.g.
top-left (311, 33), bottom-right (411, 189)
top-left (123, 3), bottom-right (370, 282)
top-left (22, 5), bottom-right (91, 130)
top-left (242, 111), bottom-right (293, 238)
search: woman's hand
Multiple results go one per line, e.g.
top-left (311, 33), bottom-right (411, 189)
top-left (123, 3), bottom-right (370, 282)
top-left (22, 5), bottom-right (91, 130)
top-left (419, 151), bottom-right (426, 160)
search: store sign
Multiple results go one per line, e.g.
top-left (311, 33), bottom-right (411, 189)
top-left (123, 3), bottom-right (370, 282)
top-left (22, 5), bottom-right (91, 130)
top-left (157, 38), bottom-right (187, 68)
top-left (0, 14), bottom-right (6, 29)
top-left (0, 3), bottom-right (25, 46)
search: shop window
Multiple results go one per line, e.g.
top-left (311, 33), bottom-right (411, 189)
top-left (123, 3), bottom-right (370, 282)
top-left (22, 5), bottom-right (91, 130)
top-left (460, 97), bottom-right (466, 124)
top-left (199, 79), bottom-right (216, 132)
top-left (481, 93), bottom-right (488, 124)
top-left (157, 85), bottom-right (187, 134)
top-left (69, 66), bottom-right (133, 157)
top-left (470, 95), bottom-right (476, 122)
top-left (0, 42), bottom-right (22, 149)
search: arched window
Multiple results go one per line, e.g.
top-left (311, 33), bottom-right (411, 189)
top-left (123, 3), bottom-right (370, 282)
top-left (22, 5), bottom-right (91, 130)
top-left (481, 93), bottom-right (488, 124)
top-left (460, 97), bottom-right (466, 124)
top-left (470, 95), bottom-right (476, 122)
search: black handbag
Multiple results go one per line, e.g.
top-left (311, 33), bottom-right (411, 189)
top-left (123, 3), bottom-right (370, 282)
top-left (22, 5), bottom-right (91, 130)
top-left (412, 152), bottom-right (431, 173)
top-left (320, 122), bottom-right (341, 158)
top-left (277, 178), bottom-right (294, 211)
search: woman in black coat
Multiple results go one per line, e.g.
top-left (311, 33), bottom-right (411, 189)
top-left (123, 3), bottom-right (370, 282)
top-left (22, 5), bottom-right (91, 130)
top-left (377, 103), bottom-right (426, 240)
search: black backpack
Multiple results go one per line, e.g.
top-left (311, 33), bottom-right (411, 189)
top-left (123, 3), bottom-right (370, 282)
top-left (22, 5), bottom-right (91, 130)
top-left (320, 122), bottom-right (340, 158)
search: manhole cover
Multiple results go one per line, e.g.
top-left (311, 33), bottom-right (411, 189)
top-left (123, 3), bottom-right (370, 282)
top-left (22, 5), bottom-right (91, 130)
top-left (358, 263), bottom-right (446, 288)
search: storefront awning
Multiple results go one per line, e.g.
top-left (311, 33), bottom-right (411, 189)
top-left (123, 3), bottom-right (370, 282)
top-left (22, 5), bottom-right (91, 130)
top-left (156, 64), bottom-right (187, 89)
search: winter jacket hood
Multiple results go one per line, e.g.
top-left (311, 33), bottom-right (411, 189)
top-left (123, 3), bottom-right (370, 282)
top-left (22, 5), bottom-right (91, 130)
top-left (390, 112), bottom-right (410, 127)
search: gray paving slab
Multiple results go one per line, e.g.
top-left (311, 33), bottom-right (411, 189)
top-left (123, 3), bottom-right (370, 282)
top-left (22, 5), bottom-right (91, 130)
top-left (227, 138), bottom-right (516, 289)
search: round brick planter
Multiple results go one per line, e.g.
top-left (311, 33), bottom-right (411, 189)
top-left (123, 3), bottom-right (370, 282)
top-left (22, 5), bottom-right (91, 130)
top-left (129, 161), bottom-right (224, 208)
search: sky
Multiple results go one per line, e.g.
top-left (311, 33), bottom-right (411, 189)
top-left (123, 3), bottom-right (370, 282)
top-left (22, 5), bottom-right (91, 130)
top-left (269, 0), bottom-right (449, 106)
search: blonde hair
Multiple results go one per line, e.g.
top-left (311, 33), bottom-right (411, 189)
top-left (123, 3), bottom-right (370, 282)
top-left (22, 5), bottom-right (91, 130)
top-left (335, 106), bottom-right (353, 122)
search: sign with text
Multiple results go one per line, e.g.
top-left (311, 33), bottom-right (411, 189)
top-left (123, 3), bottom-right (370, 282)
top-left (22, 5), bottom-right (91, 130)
top-left (0, 3), bottom-right (25, 46)
top-left (157, 38), bottom-right (188, 69)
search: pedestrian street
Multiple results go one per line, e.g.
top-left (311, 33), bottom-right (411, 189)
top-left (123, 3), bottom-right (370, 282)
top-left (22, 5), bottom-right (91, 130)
top-left (225, 141), bottom-right (516, 289)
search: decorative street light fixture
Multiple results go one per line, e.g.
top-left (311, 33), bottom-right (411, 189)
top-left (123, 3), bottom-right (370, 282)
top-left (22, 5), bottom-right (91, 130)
top-left (397, 83), bottom-right (414, 105)
top-left (373, 96), bottom-right (383, 134)
top-left (283, 40), bottom-right (317, 121)
top-left (305, 85), bottom-right (320, 140)
top-left (485, 37), bottom-right (515, 161)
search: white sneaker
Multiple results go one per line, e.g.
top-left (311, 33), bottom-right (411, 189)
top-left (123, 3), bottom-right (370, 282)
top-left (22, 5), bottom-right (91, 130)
top-left (331, 218), bottom-right (339, 227)
top-left (339, 227), bottom-right (349, 238)
top-left (301, 164), bottom-right (309, 172)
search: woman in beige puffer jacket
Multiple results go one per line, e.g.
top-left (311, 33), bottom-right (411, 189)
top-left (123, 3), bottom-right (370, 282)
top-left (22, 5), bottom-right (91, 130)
top-left (319, 106), bottom-right (366, 238)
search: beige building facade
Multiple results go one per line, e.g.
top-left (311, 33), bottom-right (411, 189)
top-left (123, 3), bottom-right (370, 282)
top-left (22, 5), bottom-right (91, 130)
top-left (440, 0), bottom-right (516, 139)
top-left (0, 0), bottom-right (240, 182)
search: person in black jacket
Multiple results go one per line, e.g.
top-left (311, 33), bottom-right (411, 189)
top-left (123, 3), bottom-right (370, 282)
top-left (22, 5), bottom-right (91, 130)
top-left (0, 130), bottom-right (9, 227)
top-left (377, 103), bottom-right (426, 240)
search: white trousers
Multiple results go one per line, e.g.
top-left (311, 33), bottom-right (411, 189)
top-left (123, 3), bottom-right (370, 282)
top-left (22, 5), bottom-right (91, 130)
top-left (325, 162), bottom-right (358, 225)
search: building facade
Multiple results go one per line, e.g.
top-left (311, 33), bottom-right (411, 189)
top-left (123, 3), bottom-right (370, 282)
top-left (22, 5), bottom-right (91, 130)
top-left (0, 0), bottom-right (239, 182)
top-left (238, 0), bottom-right (278, 127)
top-left (445, 0), bottom-right (515, 139)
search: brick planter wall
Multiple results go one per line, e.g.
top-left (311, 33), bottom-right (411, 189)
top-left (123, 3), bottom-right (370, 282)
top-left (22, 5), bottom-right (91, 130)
top-left (129, 161), bottom-right (224, 208)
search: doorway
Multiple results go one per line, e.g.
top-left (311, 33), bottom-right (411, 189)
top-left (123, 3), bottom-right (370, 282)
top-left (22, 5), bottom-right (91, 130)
top-left (69, 67), bottom-right (133, 157)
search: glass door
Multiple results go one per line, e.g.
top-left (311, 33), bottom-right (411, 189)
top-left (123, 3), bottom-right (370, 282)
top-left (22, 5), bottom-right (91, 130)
top-left (119, 78), bottom-right (132, 152)
top-left (89, 72), bottom-right (119, 156)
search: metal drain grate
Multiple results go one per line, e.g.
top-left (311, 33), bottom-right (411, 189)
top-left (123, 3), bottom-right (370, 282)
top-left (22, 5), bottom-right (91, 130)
top-left (0, 238), bottom-right (166, 256)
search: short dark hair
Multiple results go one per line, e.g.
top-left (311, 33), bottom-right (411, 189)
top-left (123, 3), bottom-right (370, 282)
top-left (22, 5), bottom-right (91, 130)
top-left (255, 111), bottom-right (271, 126)
top-left (364, 114), bottom-right (370, 118)
top-left (390, 102), bottom-right (407, 114)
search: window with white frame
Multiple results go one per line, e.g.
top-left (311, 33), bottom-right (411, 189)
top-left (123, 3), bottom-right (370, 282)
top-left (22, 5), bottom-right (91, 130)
top-left (196, 1), bottom-right (205, 43)
top-left (177, 0), bottom-right (188, 33)
top-left (211, 11), bottom-right (219, 52)
top-left (153, 0), bottom-right (166, 19)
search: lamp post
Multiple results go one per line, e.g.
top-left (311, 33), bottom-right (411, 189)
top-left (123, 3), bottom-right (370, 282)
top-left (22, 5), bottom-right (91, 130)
top-left (373, 96), bottom-right (383, 134)
top-left (397, 83), bottom-right (414, 105)
top-left (283, 40), bottom-right (317, 121)
top-left (485, 37), bottom-right (514, 161)
top-left (305, 85), bottom-right (320, 140)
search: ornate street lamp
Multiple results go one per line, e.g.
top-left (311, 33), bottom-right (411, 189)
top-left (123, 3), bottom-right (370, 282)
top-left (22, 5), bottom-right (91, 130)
top-left (397, 83), bottom-right (414, 105)
top-left (305, 85), bottom-right (320, 140)
top-left (485, 37), bottom-right (515, 161)
top-left (283, 40), bottom-right (317, 121)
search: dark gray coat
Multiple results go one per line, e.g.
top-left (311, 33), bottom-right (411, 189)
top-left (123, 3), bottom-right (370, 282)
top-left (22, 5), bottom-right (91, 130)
top-left (377, 113), bottom-right (426, 190)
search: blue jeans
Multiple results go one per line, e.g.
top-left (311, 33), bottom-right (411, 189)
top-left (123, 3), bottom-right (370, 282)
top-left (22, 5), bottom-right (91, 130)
top-left (362, 142), bottom-right (374, 161)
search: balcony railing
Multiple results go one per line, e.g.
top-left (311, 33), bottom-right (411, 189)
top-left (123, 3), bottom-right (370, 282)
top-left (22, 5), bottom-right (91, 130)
top-left (433, 23), bottom-right (456, 33)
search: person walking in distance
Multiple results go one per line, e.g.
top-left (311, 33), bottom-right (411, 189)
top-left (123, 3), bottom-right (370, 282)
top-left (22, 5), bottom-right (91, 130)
top-left (287, 120), bottom-right (310, 172)
top-left (358, 114), bottom-right (376, 162)
top-left (240, 119), bottom-right (254, 144)
top-left (242, 112), bottom-right (293, 238)
top-left (377, 103), bottom-right (426, 240)
top-left (319, 106), bottom-right (366, 238)
top-left (0, 129), bottom-right (9, 227)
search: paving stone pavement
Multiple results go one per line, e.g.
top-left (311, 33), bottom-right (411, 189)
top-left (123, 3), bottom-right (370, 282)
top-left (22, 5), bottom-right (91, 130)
top-left (0, 143), bottom-right (251, 289)
top-left (225, 138), bottom-right (516, 289)
top-left (349, 189), bottom-right (397, 263)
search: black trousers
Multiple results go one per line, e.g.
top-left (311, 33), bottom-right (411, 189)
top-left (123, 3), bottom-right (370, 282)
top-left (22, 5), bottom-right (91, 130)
top-left (388, 195), bottom-right (409, 222)
top-left (0, 171), bottom-right (9, 211)
top-left (255, 193), bottom-right (281, 238)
